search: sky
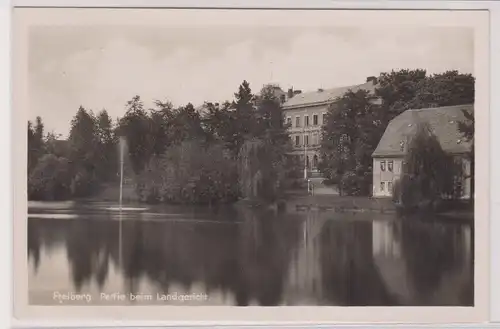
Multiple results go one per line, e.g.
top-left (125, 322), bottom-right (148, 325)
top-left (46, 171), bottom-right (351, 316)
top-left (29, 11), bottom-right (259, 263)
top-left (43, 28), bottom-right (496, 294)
top-left (28, 25), bottom-right (474, 137)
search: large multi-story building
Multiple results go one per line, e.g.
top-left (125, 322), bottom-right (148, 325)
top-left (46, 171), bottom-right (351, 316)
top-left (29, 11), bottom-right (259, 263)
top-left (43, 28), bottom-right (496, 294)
top-left (281, 79), bottom-right (377, 176)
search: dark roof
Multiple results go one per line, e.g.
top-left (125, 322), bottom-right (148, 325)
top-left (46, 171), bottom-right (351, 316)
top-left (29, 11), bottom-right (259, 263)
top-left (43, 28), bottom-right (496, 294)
top-left (372, 104), bottom-right (474, 157)
top-left (282, 81), bottom-right (376, 109)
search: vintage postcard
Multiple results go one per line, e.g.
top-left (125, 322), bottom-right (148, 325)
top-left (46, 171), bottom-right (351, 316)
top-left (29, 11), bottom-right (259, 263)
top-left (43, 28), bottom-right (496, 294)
top-left (12, 7), bottom-right (490, 325)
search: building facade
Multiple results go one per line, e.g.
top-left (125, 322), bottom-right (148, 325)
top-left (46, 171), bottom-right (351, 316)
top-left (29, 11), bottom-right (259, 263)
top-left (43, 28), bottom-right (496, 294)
top-left (372, 104), bottom-right (474, 198)
top-left (281, 80), bottom-right (377, 175)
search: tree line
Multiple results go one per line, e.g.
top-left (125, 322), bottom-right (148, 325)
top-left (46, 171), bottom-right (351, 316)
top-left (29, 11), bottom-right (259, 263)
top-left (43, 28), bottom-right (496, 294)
top-left (28, 68), bottom-right (475, 207)
top-left (27, 81), bottom-right (297, 204)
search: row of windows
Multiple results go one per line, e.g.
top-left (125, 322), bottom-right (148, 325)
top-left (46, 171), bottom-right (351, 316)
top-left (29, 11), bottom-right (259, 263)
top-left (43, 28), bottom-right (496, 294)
top-left (380, 160), bottom-right (394, 172)
top-left (286, 113), bottom-right (327, 128)
top-left (380, 181), bottom-right (393, 192)
top-left (293, 133), bottom-right (320, 146)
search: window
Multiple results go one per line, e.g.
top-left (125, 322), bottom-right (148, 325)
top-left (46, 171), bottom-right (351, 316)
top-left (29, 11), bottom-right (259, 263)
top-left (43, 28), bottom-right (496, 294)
top-left (380, 182), bottom-right (385, 191)
top-left (388, 161), bottom-right (394, 172)
top-left (313, 114), bottom-right (318, 125)
top-left (305, 134), bottom-right (309, 145)
top-left (312, 133), bottom-right (318, 145)
top-left (380, 160), bottom-right (386, 171)
top-left (305, 115), bottom-right (309, 127)
top-left (280, 94), bottom-right (286, 103)
top-left (286, 117), bottom-right (292, 125)
top-left (295, 135), bottom-right (300, 146)
top-left (295, 116), bottom-right (300, 128)
top-left (322, 113), bottom-right (326, 124)
top-left (388, 181), bottom-right (393, 192)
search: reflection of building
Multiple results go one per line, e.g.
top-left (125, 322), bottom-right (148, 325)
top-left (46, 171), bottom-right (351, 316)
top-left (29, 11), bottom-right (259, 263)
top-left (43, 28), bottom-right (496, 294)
top-left (372, 104), bottom-right (474, 198)
top-left (284, 213), bottom-right (327, 304)
top-left (372, 220), bottom-right (473, 306)
top-left (282, 79), bottom-right (377, 173)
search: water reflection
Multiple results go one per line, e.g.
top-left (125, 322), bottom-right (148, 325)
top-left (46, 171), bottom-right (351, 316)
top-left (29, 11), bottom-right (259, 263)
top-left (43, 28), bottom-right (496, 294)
top-left (28, 202), bottom-right (473, 306)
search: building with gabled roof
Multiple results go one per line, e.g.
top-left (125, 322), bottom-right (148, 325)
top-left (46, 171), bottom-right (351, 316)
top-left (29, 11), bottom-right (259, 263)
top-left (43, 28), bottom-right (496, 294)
top-left (282, 78), bottom-right (378, 177)
top-left (372, 104), bottom-right (473, 198)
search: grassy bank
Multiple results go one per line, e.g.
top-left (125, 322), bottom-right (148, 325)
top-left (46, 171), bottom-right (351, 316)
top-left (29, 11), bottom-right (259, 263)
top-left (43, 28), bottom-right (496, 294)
top-left (282, 191), bottom-right (396, 214)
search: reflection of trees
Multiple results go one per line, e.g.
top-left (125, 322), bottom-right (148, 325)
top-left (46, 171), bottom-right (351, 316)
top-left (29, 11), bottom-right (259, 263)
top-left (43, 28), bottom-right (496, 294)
top-left (396, 218), bottom-right (474, 305)
top-left (65, 216), bottom-right (116, 291)
top-left (31, 206), bottom-right (302, 305)
top-left (28, 220), bottom-right (41, 273)
top-left (319, 220), bottom-right (396, 306)
top-left (30, 208), bottom-right (474, 306)
top-left (114, 206), bottom-right (302, 306)
top-left (28, 218), bottom-right (70, 274)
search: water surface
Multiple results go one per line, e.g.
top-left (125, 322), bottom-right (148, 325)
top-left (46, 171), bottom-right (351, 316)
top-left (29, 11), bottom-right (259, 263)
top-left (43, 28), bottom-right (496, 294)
top-left (28, 201), bottom-right (474, 306)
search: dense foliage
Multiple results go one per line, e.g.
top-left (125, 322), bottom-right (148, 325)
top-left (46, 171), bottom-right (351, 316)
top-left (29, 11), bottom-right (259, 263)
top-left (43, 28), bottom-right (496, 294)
top-left (392, 122), bottom-right (459, 211)
top-left (28, 81), bottom-right (293, 205)
top-left (136, 141), bottom-right (239, 205)
top-left (319, 90), bottom-right (385, 196)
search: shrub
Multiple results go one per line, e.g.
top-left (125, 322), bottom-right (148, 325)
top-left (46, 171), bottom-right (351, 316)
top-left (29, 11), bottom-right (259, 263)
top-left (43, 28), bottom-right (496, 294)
top-left (137, 141), bottom-right (240, 205)
top-left (28, 154), bottom-right (72, 200)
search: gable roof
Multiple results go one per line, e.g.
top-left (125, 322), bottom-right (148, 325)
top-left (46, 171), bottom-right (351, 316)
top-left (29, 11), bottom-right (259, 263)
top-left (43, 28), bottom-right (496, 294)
top-left (282, 81), bottom-right (376, 109)
top-left (372, 104), bottom-right (474, 157)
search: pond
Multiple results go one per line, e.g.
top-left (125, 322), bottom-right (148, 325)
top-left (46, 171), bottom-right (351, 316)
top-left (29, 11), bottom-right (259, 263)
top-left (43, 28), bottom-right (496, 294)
top-left (28, 201), bottom-right (474, 306)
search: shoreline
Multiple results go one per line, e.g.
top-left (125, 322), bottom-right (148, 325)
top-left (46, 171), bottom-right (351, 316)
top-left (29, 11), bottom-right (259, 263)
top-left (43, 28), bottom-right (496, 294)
top-left (28, 192), bottom-right (473, 222)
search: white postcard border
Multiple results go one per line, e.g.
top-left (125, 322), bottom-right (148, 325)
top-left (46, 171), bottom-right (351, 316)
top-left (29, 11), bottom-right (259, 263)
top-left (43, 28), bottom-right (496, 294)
top-left (9, 5), bottom-right (492, 327)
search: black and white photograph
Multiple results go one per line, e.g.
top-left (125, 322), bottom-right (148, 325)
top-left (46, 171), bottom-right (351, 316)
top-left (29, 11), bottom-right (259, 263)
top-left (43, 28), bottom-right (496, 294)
top-left (12, 7), bottom-right (490, 324)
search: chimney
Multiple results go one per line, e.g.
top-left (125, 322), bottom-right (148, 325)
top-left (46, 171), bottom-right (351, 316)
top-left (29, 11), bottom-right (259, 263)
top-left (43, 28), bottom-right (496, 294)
top-left (287, 88), bottom-right (294, 99)
top-left (366, 76), bottom-right (378, 84)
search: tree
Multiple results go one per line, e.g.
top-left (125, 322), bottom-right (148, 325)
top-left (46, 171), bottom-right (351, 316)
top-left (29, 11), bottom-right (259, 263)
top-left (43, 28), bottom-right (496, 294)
top-left (395, 122), bottom-right (452, 210)
top-left (375, 69), bottom-right (428, 117)
top-left (27, 121), bottom-right (36, 173)
top-left (28, 154), bottom-right (71, 200)
top-left (231, 80), bottom-right (258, 157)
top-left (28, 116), bottom-right (46, 174)
top-left (167, 103), bottom-right (207, 145)
top-left (136, 140), bottom-right (239, 205)
top-left (457, 108), bottom-right (474, 203)
top-left (149, 100), bottom-right (174, 156)
top-left (68, 106), bottom-right (100, 196)
top-left (319, 90), bottom-right (383, 195)
top-left (95, 109), bottom-right (117, 181)
top-left (116, 96), bottom-right (152, 174)
top-left (406, 71), bottom-right (475, 109)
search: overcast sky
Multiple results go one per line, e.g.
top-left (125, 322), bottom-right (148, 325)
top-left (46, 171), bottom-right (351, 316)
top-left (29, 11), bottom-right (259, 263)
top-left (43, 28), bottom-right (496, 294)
top-left (29, 26), bottom-right (474, 137)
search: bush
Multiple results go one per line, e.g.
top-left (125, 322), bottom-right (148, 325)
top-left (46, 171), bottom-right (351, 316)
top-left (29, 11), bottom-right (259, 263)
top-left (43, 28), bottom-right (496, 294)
top-left (136, 141), bottom-right (240, 205)
top-left (70, 169), bottom-right (100, 198)
top-left (28, 154), bottom-right (72, 200)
